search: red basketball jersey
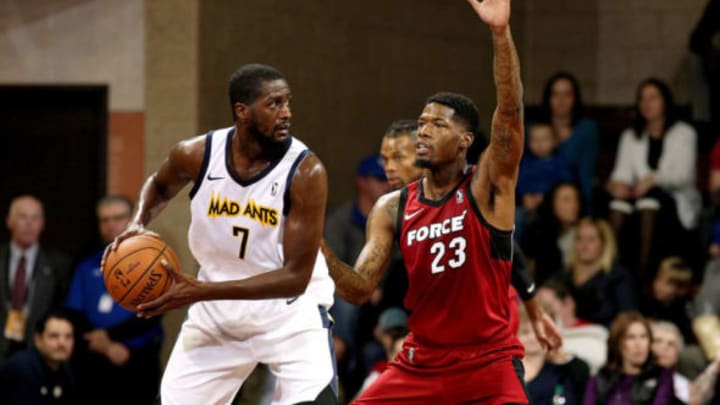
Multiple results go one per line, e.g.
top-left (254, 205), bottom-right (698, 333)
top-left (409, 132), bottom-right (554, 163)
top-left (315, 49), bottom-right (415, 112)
top-left (399, 167), bottom-right (522, 353)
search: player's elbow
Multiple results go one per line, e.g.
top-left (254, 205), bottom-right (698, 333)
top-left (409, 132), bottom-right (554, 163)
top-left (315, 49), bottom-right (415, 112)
top-left (342, 290), bottom-right (372, 306)
top-left (288, 271), bottom-right (312, 296)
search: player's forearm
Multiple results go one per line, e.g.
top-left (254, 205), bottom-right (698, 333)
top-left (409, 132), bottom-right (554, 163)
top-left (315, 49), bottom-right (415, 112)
top-left (198, 267), bottom-right (312, 301)
top-left (491, 26), bottom-right (523, 118)
top-left (133, 174), bottom-right (172, 226)
top-left (522, 296), bottom-right (544, 321)
top-left (326, 255), bottom-right (375, 305)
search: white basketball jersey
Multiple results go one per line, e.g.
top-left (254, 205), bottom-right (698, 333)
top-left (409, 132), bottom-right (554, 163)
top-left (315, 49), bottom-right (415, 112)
top-left (187, 127), bottom-right (334, 332)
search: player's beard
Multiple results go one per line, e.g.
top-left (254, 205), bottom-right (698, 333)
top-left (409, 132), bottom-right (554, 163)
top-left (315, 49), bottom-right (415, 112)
top-left (249, 121), bottom-right (288, 158)
top-left (414, 157), bottom-right (432, 169)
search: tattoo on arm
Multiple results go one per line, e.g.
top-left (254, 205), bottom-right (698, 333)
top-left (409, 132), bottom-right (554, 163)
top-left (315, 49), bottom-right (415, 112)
top-left (487, 28), bottom-right (523, 176)
top-left (326, 194), bottom-right (397, 304)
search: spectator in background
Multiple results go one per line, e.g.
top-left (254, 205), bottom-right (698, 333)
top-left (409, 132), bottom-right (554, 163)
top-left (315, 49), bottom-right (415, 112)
top-left (0, 195), bottom-right (72, 363)
top-left (584, 311), bottom-right (674, 405)
top-left (608, 78), bottom-right (701, 281)
top-left (325, 154), bottom-right (390, 397)
top-left (538, 72), bottom-right (599, 207)
top-left (516, 123), bottom-right (573, 240)
top-left (707, 138), bottom-right (720, 259)
top-left (538, 279), bottom-right (608, 374)
top-left (0, 309), bottom-right (76, 405)
top-left (518, 302), bottom-right (590, 405)
top-left (641, 257), bottom-right (694, 343)
top-left (651, 321), bottom-right (691, 404)
top-left (355, 307), bottom-right (408, 399)
top-left (66, 196), bottom-right (162, 405)
top-left (522, 182), bottom-right (583, 285)
top-left (690, 0), bottom-right (720, 134)
top-left (560, 218), bottom-right (636, 327)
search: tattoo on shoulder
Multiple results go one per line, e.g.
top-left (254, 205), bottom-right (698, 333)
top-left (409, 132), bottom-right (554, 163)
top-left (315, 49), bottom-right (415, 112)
top-left (384, 194), bottom-right (400, 222)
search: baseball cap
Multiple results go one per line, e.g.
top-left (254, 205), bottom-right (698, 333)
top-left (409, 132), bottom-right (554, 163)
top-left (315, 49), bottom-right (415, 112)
top-left (378, 307), bottom-right (408, 331)
top-left (356, 154), bottom-right (386, 180)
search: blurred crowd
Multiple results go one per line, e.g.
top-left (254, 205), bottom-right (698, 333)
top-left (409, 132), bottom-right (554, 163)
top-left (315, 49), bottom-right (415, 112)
top-left (1, 1), bottom-right (720, 404)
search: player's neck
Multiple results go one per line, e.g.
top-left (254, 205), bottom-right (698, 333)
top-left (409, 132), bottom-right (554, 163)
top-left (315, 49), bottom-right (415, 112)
top-left (424, 160), bottom-right (467, 200)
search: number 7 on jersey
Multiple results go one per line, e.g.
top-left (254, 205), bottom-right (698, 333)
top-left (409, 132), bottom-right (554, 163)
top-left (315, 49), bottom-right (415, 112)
top-left (232, 226), bottom-right (250, 259)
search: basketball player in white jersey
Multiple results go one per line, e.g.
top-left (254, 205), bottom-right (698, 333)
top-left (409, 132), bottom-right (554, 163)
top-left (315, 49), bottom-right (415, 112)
top-left (109, 64), bottom-right (337, 405)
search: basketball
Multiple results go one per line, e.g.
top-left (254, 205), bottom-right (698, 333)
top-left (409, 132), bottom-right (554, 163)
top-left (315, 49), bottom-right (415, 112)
top-left (102, 234), bottom-right (180, 311)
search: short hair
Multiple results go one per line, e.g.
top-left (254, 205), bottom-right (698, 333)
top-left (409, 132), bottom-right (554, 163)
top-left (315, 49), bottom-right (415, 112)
top-left (656, 257), bottom-right (692, 287)
top-left (97, 195), bottom-right (133, 215)
top-left (8, 194), bottom-right (44, 218)
top-left (632, 78), bottom-right (679, 139)
top-left (606, 311), bottom-right (652, 370)
top-left (35, 308), bottom-right (73, 335)
top-left (228, 64), bottom-right (285, 118)
top-left (650, 320), bottom-right (685, 352)
top-left (425, 92), bottom-right (480, 138)
top-left (540, 71), bottom-right (585, 126)
top-left (384, 119), bottom-right (418, 139)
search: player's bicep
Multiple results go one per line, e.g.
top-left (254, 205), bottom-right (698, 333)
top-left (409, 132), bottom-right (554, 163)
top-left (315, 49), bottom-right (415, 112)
top-left (486, 109), bottom-right (523, 187)
top-left (282, 155), bottom-right (328, 279)
top-left (153, 137), bottom-right (205, 199)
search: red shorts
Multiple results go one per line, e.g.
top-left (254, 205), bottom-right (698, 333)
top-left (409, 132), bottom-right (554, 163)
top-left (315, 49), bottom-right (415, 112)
top-left (352, 340), bottom-right (528, 405)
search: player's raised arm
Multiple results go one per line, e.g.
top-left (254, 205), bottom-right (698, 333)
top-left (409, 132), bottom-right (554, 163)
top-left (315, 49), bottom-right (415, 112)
top-left (323, 191), bottom-right (399, 305)
top-left (468, 0), bottom-right (524, 230)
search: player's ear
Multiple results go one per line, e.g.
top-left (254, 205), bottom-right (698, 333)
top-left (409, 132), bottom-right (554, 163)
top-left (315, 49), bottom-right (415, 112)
top-left (461, 131), bottom-right (474, 151)
top-left (234, 102), bottom-right (250, 124)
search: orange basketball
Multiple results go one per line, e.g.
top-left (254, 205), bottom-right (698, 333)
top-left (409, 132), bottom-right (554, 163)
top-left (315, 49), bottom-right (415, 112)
top-left (102, 234), bottom-right (180, 311)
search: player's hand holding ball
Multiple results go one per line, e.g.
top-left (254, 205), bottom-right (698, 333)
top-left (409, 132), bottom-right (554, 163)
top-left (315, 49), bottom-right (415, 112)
top-left (102, 233), bottom-right (182, 313)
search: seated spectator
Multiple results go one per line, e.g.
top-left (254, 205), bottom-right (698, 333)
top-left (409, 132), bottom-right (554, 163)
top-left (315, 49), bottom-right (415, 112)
top-left (518, 302), bottom-right (590, 405)
top-left (1, 195), bottom-right (72, 362)
top-left (584, 311), bottom-right (674, 405)
top-left (0, 309), bottom-right (76, 405)
top-left (522, 182), bottom-right (583, 285)
top-left (538, 280), bottom-right (608, 374)
top-left (516, 123), bottom-right (574, 239)
top-left (558, 218), bottom-right (636, 327)
top-left (608, 78), bottom-right (701, 280)
top-left (355, 307), bottom-right (408, 398)
top-left (651, 321), bottom-right (691, 403)
top-left (641, 257), bottom-right (694, 342)
top-left (537, 72), bottom-right (599, 208)
top-left (66, 196), bottom-right (162, 405)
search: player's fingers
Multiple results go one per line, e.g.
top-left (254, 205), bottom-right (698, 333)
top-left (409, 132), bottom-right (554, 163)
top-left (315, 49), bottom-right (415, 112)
top-left (160, 259), bottom-right (175, 273)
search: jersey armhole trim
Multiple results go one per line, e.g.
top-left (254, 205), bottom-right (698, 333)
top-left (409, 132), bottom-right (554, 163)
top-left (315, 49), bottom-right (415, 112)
top-left (283, 149), bottom-right (311, 216)
top-left (465, 186), bottom-right (514, 237)
top-left (395, 186), bottom-right (408, 242)
top-left (188, 131), bottom-right (214, 199)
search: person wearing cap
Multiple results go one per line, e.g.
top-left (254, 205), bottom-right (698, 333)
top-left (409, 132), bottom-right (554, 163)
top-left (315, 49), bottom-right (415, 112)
top-left (354, 308), bottom-right (409, 399)
top-left (324, 154), bottom-right (391, 397)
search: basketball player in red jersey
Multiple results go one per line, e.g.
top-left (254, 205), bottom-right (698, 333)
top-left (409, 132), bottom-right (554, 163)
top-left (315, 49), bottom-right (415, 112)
top-left (322, 0), bottom-right (562, 403)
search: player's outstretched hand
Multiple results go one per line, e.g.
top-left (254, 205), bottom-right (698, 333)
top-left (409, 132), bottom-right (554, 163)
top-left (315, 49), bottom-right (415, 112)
top-left (466, 0), bottom-right (511, 30)
top-left (136, 260), bottom-right (203, 318)
top-left (531, 311), bottom-right (563, 352)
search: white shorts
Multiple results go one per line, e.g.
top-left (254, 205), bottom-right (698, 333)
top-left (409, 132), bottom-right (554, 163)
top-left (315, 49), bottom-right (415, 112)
top-left (161, 297), bottom-right (336, 405)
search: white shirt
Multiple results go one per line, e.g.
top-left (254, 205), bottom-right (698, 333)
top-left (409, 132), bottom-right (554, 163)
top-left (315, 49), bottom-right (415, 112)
top-left (609, 121), bottom-right (702, 229)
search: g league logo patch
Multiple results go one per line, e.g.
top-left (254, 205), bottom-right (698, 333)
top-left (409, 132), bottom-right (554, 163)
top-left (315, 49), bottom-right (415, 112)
top-left (456, 190), bottom-right (463, 204)
top-left (271, 182), bottom-right (279, 197)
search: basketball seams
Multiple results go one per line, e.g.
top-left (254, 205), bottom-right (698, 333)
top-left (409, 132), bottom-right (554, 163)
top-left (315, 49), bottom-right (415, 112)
top-left (117, 244), bottom-right (169, 305)
top-left (104, 246), bottom-right (163, 283)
